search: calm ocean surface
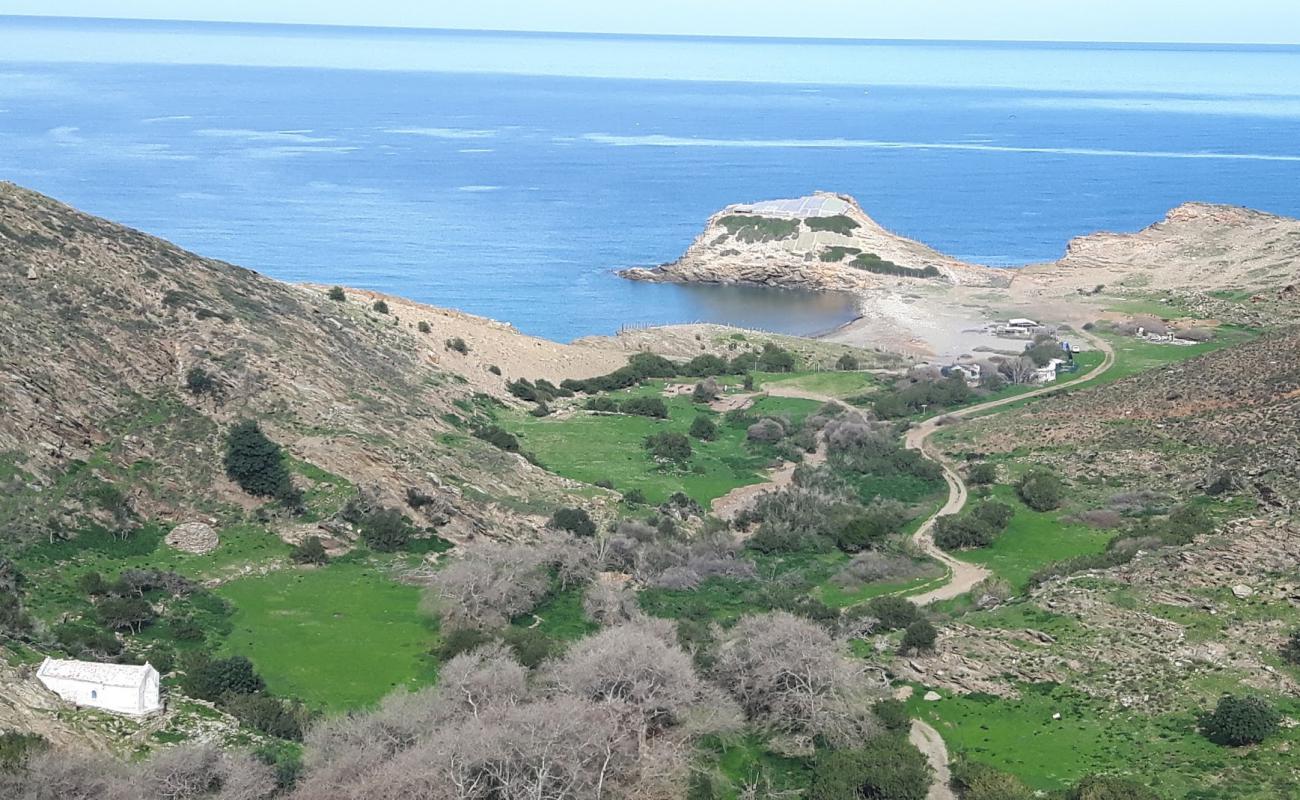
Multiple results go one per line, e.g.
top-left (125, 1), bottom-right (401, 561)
top-left (3, 17), bottom-right (1300, 340)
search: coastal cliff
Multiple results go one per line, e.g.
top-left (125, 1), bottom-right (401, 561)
top-left (619, 191), bottom-right (1010, 291)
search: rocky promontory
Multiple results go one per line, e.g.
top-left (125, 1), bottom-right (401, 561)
top-left (619, 191), bottom-right (1010, 291)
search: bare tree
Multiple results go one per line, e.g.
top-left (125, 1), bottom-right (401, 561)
top-left (711, 611), bottom-right (885, 747)
top-left (424, 540), bottom-right (553, 630)
top-left (135, 744), bottom-right (275, 800)
top-left (1000, 356), bottom-right (1038, 385)
top-left (582, 579), bottom-right (641, 627)
top-left (436, 644), bottom-right (528, 719)
top-left (0, 749), bottom-right (129, 800)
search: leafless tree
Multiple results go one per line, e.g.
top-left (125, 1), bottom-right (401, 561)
top-left (135, 744), bottom-right (275, 800)
top-left (583, 580), bottom-right (641, 627)
top-left (711, 611), bottom-right (885, 747)
top-left (1000, 356), bottom-right (1038, 385)
top-left (424, 540), bottom-right (553, 630)
top-left (0, 749), bottom-right (128, 800)
top-left (436, 644), bottom-right (529, 719)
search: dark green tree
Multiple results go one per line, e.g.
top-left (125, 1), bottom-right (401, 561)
top-left (645, 431), bottom-right (692, 464)
top-left (689, 416), bottom-right (718, 441)
top-left (290, 536), bottom-right (329, 565)
top-left (223, 421), bottom-right (299, 504)
top-left (360, 508), bottom-right (411, 552)
top-left (1017, 468), bottom-right (1064, 512)
top-left (96, 596), bottom-right (155, 633)
top-left (327, 286), bottom-right (346, 301)
top-left (967, 462), bottom-right (998, 485)
top-left (1199, 694), bottom-right (1280, 746)
top-left (549, 507), bottom-right (596, 537)
top-left (836, 353), bottom-right (860, 371)
top-left (866, 596), bottom-right (922, 631)
top-left (372, 299), bottom-right (389, 313)
top-left (810, 736), bottom-right (931, 800)
top-left (1065, 774), bottom-right (1159, 800)
top-left (901, 619), bottom-right (938, 653)
top-left (182, 654), bottom-right (265, 701)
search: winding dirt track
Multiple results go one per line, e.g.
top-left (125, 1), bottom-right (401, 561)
top-left (903, 330), bottom-right (1115, 605)
top-left (707, 334), bottom-right (1116, 798)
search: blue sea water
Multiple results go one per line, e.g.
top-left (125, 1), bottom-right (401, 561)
top-left (2, 16), bottom-right (1300, 341)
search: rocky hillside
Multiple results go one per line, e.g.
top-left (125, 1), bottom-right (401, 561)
top-left (0, 183), bottom-right (624, 542)
top-left (1018, 202), bottom-right (1300, 294)
top-left (620, 191), bottom-right (1009, 291)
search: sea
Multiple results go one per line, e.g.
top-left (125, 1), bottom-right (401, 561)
top-left (2, 16), bottom-right (1299, 341)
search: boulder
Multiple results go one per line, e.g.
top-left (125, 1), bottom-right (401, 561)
top-left (165, 522), bottom-right (219, 554)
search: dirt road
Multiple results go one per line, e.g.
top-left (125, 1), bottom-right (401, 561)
top-left (903, 330), bottom-right (1116, 605)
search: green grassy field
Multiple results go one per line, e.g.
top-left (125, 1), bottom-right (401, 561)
top-left (1094, 326), bottom-right (1255, 384)
top-left (907, 682), bottom-right (1300, 798)
top-left (506, 384), bottom-right (821, 505)
top-left (218, 559), bottom-right (438, 711)
top-left (752, 370), bottom-right (879, 398)
top-left (956, 486), bottom-right (1113, 590)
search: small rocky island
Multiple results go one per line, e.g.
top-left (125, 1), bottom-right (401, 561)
top-left (619, 191), bottom-right (1009, 291)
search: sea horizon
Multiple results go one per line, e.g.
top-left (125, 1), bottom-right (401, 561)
top-left (3, 15), bottom-right (1298, 340)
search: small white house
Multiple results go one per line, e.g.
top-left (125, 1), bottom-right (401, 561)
top-left (36, 657), bottom-right (162, 716)
top-left (1032, 358), bottom-right (1065, 384)
top-left (1008, 318), bottom-right (1039, 329)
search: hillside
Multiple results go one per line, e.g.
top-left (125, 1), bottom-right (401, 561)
top-left (0, 182), bottom-right (637, 544)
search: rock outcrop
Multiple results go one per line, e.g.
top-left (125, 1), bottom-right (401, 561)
top-left (619, 191), bottom-right (1009, 291)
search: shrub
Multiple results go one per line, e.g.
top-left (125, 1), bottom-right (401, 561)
top-left (834, 501), bottom-right (908, 553)
top-left (805, 214), bottom-right (861, 234)
top-left (1199, 694), bottom-right (1280, 746)
top-left (222, 693), bottom-right (310, 741)
top-left (866, 596), bottom-right (921, 631)
top-left (530, 402), bottom-right (551, 418)
top-left (692, 378), bottom-right (720, 403)
top-left (873, 698), bottom-right (911, 733)
top-left (585, 396), bottom-right (618, 413)
top-left (810, 735), bottom-right (932, 800)
top-left (488, 365), bottom-right (502, 375)
top-left (78, 571), bottom-right (107, 596)
top-left (758, 342), bottom-right (796, 372)
top-left (967, 462), bottom-right (997, 485)
top-left (1282, 629), bottom-right (1300, 665)
top-left (972, 500), bottom-right (1014, 531)
top-left (1065, 774), bottom-right (1160, 800)
top-left (645, 431), bottom-right (692, 464)
top-left (746, 418), bottom-right (785, 444)
top-left (185, 366), bottom-right (217, 395)
top-left (223, 421), bottom-right (299, 505)
top-left (181, 654), bottom-right (265, 701)
top-left (620, 396), bottom-right (668, 419)
top-left (474, 425), bottom-right (520, 452)
top-left (683, 354), bottom-right (729, 377)
top-left (0, 731), bottom-right (48, 773)
top-left (96, 596), bottom-right (156, 633)
top-left (327, 286), bottom-right (345, 301)
top-left (950, 759), bottom-right (1033, 800)
top-left (445, 336), bottom-right (469, 354)
top-left (901, 619), bottom-right (937, 653)
top-left (933, 515), bottom-right (996, 550)
top-left (372, 299), bottom-right (389, 314)
top-left (623, 488), bottom-right (647, 506)
top-left (1017, 469), bottom-right (1064, 511)
top-left (359, 508), bottom-right (411, 552)
top-left (549, 507), bottom-right (596, 537)
top-left (290, 536), bottom-right (328, 565)
top-left (836, 353), bottom-right (860, 371)
top-left (417, 320), bottom-right (431, 333)
top-left (689, 416), bottom-right (718, 441)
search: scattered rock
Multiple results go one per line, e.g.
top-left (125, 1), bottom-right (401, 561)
top-left (1232, 584), bottom-right (1255, 599)
top-left (923, 691), bottom-right (942, 702)
top-left (164, 522), bottom-right (219, 554)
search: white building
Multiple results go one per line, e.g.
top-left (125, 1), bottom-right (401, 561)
top-left (36, 658), bottom-right (162, 716)
top-left (1032, 358), bottom-right (1065, 384)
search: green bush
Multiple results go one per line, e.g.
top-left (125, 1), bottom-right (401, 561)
top-left (805, 214), bottom-right (860, 234)
top-left (549, 507), bottom-right (596, 537)
top-left (185, 366), bottom-right (217, 395)
top-left (327, 286), bottom-right (346, 301)
top-left (1065, 774), bottom-right (1159, 800)
top-left (621, 396), bottom-right (668, 419)
top-left (836, 353), bottom-right (860, 371)
top-left (873, 698), bottom-right (911, 733)
top-left (1198, 694), bottom-right (1280, 746)
top-left (530, 402), bottom-right (551, 418)
top-left (866, 595), bottom-right (922, 631)
top-left (0, 731), bottom-right (47, 773)
top-left (359, 507), bottom-right (411, 552)
top-left (645, 431), bottom-right (692, 464)
top-left (290, 536), bottom-right (328, 565)
top-left (834, 502), bottom-right (908, 553)
top-left (682, 354), bottom-right (729, 377)
top-left (874, 374), bottom-right (972, 419)
top-left (758, 342), bottom-right (796, 372)
top-left (474, 425), bottom-right (521, 452)
top-left (624, 488), bottom-right (647, 506)
top-left (223, 421), bottom-right (299, 504)
top-left (1017, 469), bottom-right (1064, 512)
top-left (689, 416), bottom-right (718, 441)
top-left (222, 693), bottom-right (310, 741)
top-left (972, 500), bottom-right (1014, 531)
top-left (901, 619), bottom-right (937, 653)
top-left (967, 462), bottom-right (998, 485)
top-left (933, 514), bottom-right (996, 550)
top-left (849, 252), bottom-right (941, 280)
top-left (445, 336), bottom-right (469, 354)
top-left (1282, 629), bottom-right (1300, 665)
top-left (96, 596), bottom-right (156, 633)
top-left (718, 214), bottom-right (799, 242)
top-left (417, 320), bottom-right (431, 333)
top-left (950, 759), bottom-right (1033, 800)
top-left (372, 299), bottom-right (389, 314)
top-left (181, 654), bottom-right (265, 701)
top-left (810, 735), bottom-right (932, 800)
top-left (585, 396), bottom-right (619, 413)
